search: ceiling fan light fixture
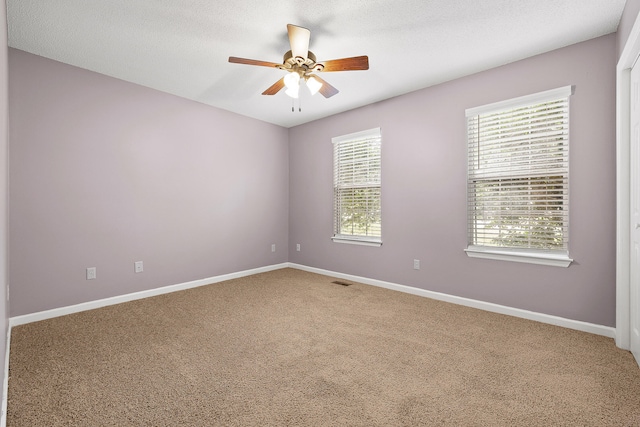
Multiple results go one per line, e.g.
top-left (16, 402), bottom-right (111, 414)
top-left (306, 76), bottom-right (323, 96)
top-left (285, 86), bottom-right (299, 99)
top-left (284, 71), bottom-right (300, 89)
top-left (284, 88), bottom-right (299, 99)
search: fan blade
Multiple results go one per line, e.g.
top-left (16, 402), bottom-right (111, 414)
top-left (311, 75), bottom-right (339, 98)
top-left (229, 57), bottom-right (281, 68)
top-left (287, 24), bottom-right (310, 60)
top-left (262, 77), bottom-right (286, 95)
top-left (318, 56), bottom-right (369, 72)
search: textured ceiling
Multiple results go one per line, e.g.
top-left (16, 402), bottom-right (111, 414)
top-left (7, 0), bottom-right (626, 128)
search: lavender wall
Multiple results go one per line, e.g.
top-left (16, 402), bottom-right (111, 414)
top-left (617, 0), bottom-right (640, 59)
top-left (9, 49), bottom-right (289, 317)
top-left (289, 34), bottom-right (617, 327)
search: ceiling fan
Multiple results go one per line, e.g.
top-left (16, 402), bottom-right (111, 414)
top-left (229, 24), bottom-right (369, 99)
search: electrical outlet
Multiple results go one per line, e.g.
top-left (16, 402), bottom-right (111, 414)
top-left (135, 261), bottom-right (143, 273)
top-left (296, 243), bottom-right (301, 252)
top-left (271, 244), bottom-right (276, 252)
top-left (413, 259), bottom-right (420, 270)
top-left (87, 267), bottom-right (97, 280)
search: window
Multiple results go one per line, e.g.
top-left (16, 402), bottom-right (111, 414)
top-left (465, 86), bottom-right (573, 267)
top-left (332, 128), bottom-right (382, 246)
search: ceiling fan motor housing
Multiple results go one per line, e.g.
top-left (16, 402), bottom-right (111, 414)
top-left (280, 50), bottom-right (324, 75)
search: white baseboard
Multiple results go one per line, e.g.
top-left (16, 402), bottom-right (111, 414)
top-left (11, 261), bottom-right (613, 338)
top-left (288, 263), bottom-right (616, 339)
top-left (9, 263), bottom-right (289, 327)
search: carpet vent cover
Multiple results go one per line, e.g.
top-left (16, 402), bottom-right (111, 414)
top-left (331, 280), bottom-right (351, 287)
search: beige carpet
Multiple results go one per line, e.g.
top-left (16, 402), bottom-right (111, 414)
top-left (7, 268), bottom-right (640, 426)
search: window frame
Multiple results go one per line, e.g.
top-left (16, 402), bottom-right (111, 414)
top-left (464, 86), bottom-right (574, 267)
top-left (331, 127), bottom-right (382, 247)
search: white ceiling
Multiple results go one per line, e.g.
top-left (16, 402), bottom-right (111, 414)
top-left (7, 0), bottom-right (626, 128)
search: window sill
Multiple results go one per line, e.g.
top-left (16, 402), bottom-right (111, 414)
top-left (464, 246), bottom-right (572, 267)
top-left (332, 236), bottom-right (382, 247)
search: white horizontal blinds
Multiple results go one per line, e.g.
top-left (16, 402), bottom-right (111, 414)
top-left (467, 87), bottom-right (571, 251)
top-left (333, 128), bottom-right (382, 241)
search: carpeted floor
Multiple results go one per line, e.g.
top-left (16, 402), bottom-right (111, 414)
top-left (7, 268), bottom-right (640, 426)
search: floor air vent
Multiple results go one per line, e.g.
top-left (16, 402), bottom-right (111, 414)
top-left (331, 280), bottom-right (351, 287)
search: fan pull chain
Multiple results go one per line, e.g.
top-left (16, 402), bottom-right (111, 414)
top-left (291, 98), bottom-right (302, 113)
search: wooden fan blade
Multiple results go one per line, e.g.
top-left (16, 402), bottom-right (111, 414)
top-left (262, 77), bottom-right (286, 95)
top-left (228, 57), bottom-right (281, 68)
top-left (317, 56), bottom-right (369, 72)
top-left (311, 75), bottom-right (339, 98)
top-left (287, 24), bottom-right (310, 60)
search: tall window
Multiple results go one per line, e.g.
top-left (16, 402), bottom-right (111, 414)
top-left (332, 128), bottom-right (382, 246)
top-left (465, 86), bottom-right (573, 267)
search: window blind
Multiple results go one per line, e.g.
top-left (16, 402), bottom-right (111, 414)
top-left (332, 128), bottom-right (382, 244)
top-left (466, 87), bottom-right (572, 252)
